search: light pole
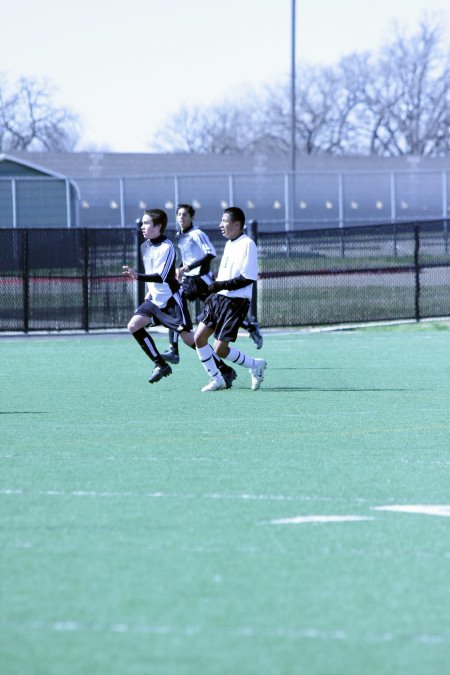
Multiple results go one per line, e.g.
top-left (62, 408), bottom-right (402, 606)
top-left (290, 0), bottom-right (296, 175)
top-left (288, 0), bottom-right (296, 231)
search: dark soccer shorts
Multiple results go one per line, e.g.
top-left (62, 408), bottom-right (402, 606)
top-left (182, 275), bottom-right (210, 302)
top-left (134, 292), bottom-right (193, 332)
top-left (198, 293), bottom-right (250, 342)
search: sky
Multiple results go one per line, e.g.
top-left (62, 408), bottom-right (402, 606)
top-left (1, 0), bottom-right (449, 152)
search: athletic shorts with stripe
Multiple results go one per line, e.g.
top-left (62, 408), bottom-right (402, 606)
top-left (198, 293), bottom-right (250, 342)
top-left (182, 275), bottom-right (210, 302)
top-left (134, 292), bottom-right (193, 333)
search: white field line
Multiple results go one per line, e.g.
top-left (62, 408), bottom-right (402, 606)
top-left (0, 488), bottom-right (370, 503)
top-left (268, 515), bottom-right (373, 524)
top-left (374, 505), bottom-right (450, 517)
top-left (3, 619), bottom-right (450, 645)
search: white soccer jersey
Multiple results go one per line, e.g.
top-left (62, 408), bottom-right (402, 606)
top-left (178, 227), bottom-right (216, 283)
top-left (140, 238), bottom-right (176, 308)
top-left (216, 233), bottom-right (258, 299)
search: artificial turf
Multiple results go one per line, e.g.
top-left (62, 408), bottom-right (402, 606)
top-left (1, 323), bottom-right (450, 674)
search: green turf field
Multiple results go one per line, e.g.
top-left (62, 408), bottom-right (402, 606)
top-left (1, 323), bottom-right (450, 675)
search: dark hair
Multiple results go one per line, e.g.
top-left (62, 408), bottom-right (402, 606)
top-left (224, 206), bottom-right (245, 228)
top-left (176, 203), bottom-right (195, 218)
top-left (144, 208), bottom-right (168, 233)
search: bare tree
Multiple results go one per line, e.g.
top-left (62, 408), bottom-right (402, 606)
top-left (358, 18), bottom-right (450, 156)
top-left (151, 99), bottom-right (265, 154)
top-left (149, 15), bottom-right (449, 158)
top-left (0, 75), bottom-right (80, 152)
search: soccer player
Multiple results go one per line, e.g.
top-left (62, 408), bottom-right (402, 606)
top-left (162, 204), bottom-right (263, 364)
top-left (194, 206), bottom-right (267, 392)
top-left (123, 208), bottom-right (236, 387)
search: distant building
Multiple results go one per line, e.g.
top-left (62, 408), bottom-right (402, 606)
top-left (0, 153), bottom-right (79, 228)
top-left (1, 152), bottom-right (449, 230)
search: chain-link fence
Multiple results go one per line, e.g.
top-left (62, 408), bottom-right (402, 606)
top-left (1, 220), bottom-right (449, 332)
top-left (0, 228), bottom-right (136, 331)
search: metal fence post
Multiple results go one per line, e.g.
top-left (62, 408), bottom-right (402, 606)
top-left (413, 222), bottom-right (420, 322)
top-left (22, 229), bottom-right (29, 333)
top-left (12, 179), bottom-right (17, 228)
top-left (390, 173), bottom-right (398, 257)
top-left (442, 170), bottom-right (448, 254)
top-left (119, 178), bottom-right (125, 227)
top-left (338, 173), bottom-right (345, 258)
top-left (82, 229), bottom-right (89, 331)
top-left (65, 179), bottom-right (72, 228)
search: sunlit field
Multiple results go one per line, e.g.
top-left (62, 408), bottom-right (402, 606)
top-left (1, 322), bottom-right (450, 675)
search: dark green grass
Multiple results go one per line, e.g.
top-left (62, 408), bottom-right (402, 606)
top-left (1, 325), bottom-right (450, 675)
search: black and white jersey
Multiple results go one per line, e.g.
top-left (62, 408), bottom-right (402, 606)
top-left (140, 237), bottom-right (178, 308)
top-left (216, 233), bottom-right (258, 300)
top-left (177, 226), bottom-right (216, 284)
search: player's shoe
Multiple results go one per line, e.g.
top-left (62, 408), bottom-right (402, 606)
top-left (249, 359), bottom-right (267, 390)
top-left (161, 348), bottom-right (180, 364)
top-left (249, 323), bottom-right (263, 350)
top-left (223, 367), bottom-right (237, 389)
top-left (201, 375), bottom-right (226, 392)
top-left (149, 363), bottom-right (172, 384)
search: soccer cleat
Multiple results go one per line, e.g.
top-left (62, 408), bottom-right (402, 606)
top-left (249, 323), bottom-right (263, 350)
top-left (160, 348), bottom-right (180, 364)
top-left (148, 362), bottom-right (172, 384)
top-left (249, 358), bottom-right (267, 390)
top-left (223, 367), bottom-right (237, 389)
top-left (201, 375), bottom-right (226, 392)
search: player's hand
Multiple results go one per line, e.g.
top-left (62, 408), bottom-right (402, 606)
top-left (122, 265), bottom-right (137, 280)
top-left (208, 281), bottom-right (222, 293)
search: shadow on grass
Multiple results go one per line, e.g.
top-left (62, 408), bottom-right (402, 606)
top-left (259, 387), bottom-right (415, 392)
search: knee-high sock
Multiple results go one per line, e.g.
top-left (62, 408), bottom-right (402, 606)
top-left (196, 344), bottom-right (222, 379)
top-left (240, 318), bottom-right (255, 332)
top-left (188, 343), bottom-right (231, 375)
top-left (226, 346), bottom-right (257, 368)
top-left (132, 328), bottom-right (164, 364)
top-left (168, 329), bottom-right (179, 349)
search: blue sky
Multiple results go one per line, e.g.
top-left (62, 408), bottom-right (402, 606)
top-left (2, 0), bottom-right (448, 152)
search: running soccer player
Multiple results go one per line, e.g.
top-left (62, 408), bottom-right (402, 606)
top-left (123, 208), bottom-right (236, 387)
top-left (194, 206), bottom-right (267, 392)
top-left (162, 204), bottom-right (263, 364)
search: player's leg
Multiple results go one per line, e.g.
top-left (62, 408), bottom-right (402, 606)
top-left (241, 317), bottom-right (264, 350)
top-left (127, 313), bottom-right (172, 384)
top-left (194, 322), bottom-right (227, 391)
top-left (194, 294), bottom-right (237, 390)
top-left (212, 298), bottom-right (267, 391)
top-left (215, 338), bottom-right (267, 391)
top-left (161, 329), bottom-right (180, 364)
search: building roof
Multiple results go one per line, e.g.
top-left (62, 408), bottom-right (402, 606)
top-left (0, 152), bottom-right (71, 178)
top-left (4, 151), bottom-right (450, 179)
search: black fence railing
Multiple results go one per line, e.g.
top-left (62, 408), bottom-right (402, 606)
top-left (1, 221), bottom-right (449, 333)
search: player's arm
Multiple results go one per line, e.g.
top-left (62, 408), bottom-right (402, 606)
top-left (136, 272), bottom-right (164, 282)
top-left (208, 274), bottom-right (253, 292)
top-left (123, 265), bottom-right (163, 285)
top-left (179, 253), bottom-right (215, 275)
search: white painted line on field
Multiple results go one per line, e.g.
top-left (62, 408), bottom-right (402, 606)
top-left (0, 488), bottom-right (362, 503)
top-left (4, 619), bottom-right (450, 645)
top-left (268, 515), bottom-right (373, 525)
top-left (374, 505), bottom-right (450, 517)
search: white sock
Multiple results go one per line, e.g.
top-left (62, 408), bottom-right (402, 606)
top-left (226, 346), bottom-right (256, 368)
top-left (196, 345), bottom-right (221, 378)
